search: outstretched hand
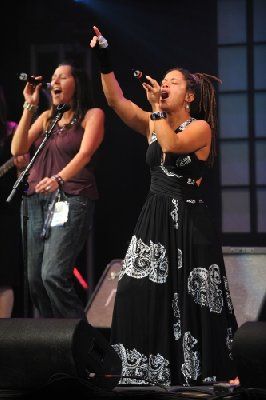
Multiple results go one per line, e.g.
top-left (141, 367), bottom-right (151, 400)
top-left (90, 25), bottom-right (108, 49)
top-left (90, 26), bottom-right (102, 48)
top-left (89, 26), bottom-right (112, 74)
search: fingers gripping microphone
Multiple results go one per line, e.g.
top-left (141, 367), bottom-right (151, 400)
top-left (18, 72), bottom-right (51, 90)
top-left (132, 69), bottom-right (150, 85)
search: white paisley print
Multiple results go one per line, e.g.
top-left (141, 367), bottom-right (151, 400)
top-left (187, 178), bottom-right (195, 185)
top-left (178, 118), bottom-right (196, 131)
top-left (119, 235), bottom-right (168, 283)
top-left (172, 292), bottom-right (181, 340)
top-left (160, 165), bottom-right (183, 178)
top-left (112, 344), bottom-right (171, 385)
top-left (223, 276), bottom-right (234, 313)
top-left (170, 199), bottom-right (179, 229)
top-left (176, 155), bottom-right (191, 167)
top-left (187, 264), bottom-right (223, 313)
top-left (178, 248), bottom-right (182, 269)
top-left (203, 376), bottom-right (217, 383)
top-left (226, 328), bottom-right (234, 360)
top-left (181, 332), bottom-right (201, 385)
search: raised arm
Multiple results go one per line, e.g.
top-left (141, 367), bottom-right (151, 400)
top-left (90, 26), bottom-right (150, 137)
top-left (11, 79), bottom-right (47, 155)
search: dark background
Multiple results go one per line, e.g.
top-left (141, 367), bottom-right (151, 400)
top-left (0, 0), bottom-right (218, 313)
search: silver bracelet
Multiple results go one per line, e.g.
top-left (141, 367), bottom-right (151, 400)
top-left (23, 101), bottom-right (38, 113)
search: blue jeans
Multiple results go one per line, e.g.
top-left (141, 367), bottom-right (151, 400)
top-left (25, 192), bottom-right (94, 318)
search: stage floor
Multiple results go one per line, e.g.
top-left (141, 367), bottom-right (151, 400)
top-left (0, 383), bottom-right (243, 400)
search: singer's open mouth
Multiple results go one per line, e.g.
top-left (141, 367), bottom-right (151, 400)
top-left (53, 89), bottom-right (62, 95)
top-left (161, 91), bottom-right (169, 100)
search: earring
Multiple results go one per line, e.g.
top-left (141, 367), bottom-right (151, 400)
top-left (185, 103), bottom-right (190, 111)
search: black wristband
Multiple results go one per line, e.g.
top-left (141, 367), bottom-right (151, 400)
top-left (93, 42), bottom-right (113, 74)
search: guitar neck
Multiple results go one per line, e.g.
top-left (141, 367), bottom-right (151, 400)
top-left (0, 157), bottom-right (15, 178)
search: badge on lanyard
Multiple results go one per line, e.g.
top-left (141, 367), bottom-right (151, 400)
top-left (51, 199), bottom-right (69, 227)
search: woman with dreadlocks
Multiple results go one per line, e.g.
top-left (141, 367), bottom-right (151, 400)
top-left (90, 26), bottom-right (238, 386)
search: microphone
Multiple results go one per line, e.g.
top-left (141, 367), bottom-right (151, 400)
top-left (18, 72), bottom-right (51, 90)
top-left (132, 69), bottom-right (149, 85)
top-left (56, 103), bottom-right (71, 114)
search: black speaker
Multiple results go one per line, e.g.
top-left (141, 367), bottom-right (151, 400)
top-left (232, 321), bottom-right (266, 389)
top-left (0, 318), bottom-right (121, 391)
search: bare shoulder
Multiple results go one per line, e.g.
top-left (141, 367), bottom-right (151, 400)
top-left (187, 119), bottom-right (211, 137)
top-left (82, 108), bottom-right (105, 127)
top-left (85, 107), bottom-right (105, 118)
top-left (190, 119), bottom-right (211, 131)
top-left (30, 110), bottom-right (50, 131)
top-left (42, 110), bottom-right (53, 127)
top-left (39, 109), bottom-right (51, 124)
top-left (36, 109), bottom-right (50, 120)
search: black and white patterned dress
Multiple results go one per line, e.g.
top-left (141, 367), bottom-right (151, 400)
top-left (111, 118), bottom-right (238, 386)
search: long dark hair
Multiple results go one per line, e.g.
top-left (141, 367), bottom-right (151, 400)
top-left (165, 67), bottom-right (221, 167)
top-left (48, 60), bottom-right (95, 126)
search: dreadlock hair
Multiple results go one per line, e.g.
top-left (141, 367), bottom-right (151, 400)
top-left (165, 67), bottom-right (221, 167)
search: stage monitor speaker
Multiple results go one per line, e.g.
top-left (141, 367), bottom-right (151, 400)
top-left (87, 250), bottom-right (266, 329)
top-left (86, 259), bottom-right (122, 329)
top-left (223, 247), bottom-right (266, 326)
top-left (0, 318), bottom-right (121, 391)
top-left (232, 321), bottom-right (266, 389)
